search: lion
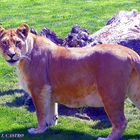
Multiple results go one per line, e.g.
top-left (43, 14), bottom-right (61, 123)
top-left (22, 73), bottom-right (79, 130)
top-left (0, 24), bottom-right (140, 140)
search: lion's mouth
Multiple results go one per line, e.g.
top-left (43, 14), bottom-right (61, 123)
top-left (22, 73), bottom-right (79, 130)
top-left (7, 59), bottom-right (19, 64)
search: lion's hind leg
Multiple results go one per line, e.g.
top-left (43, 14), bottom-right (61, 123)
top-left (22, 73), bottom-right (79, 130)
top-left (98, 92), bottom-right (127, 140)
top-left (97, 80), bottom-right (128, 140)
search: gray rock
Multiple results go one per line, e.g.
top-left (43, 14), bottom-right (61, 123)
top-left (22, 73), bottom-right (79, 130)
top-left (90, 9), bottom-right (140, 55)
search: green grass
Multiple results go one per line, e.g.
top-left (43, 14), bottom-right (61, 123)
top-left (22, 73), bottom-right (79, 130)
top-left (0, 0), bottom-right (140, 139)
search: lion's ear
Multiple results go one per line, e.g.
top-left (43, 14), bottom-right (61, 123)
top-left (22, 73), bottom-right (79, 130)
top-left (0, 27), bottom-right (5, 38)
top-left (17, 24), bottom-right (30, 39)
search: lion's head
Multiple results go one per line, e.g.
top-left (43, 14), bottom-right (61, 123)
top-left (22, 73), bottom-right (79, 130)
top-left (0, 24), bottom-right (30, 66)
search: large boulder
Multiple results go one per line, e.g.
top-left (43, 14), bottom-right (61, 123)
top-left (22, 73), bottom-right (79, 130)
top-left (90, 9), bottom-right (140, 55)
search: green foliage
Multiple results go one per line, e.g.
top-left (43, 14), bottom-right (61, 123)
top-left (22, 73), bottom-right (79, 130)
top-left (0, 0), bottom-right (140, 37)
top-left (0, 0), bottom-right (140, 139)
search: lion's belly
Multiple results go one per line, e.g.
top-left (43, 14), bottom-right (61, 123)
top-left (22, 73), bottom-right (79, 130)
top-left (52, 85), bottom-right (103, 108)
top-left (50, 57), bottom-right (103, 108)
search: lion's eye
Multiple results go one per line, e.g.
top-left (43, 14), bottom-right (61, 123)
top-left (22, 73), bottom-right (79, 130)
top-left (16, 41), bottom-right (21, 48)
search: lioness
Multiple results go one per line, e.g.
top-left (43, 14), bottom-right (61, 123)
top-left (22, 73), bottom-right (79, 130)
top-left (0, 24), bottom-right (140, 140)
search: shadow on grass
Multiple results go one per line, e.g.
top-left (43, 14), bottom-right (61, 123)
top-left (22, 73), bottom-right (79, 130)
top-left (0, 89), bottom-right (35, 112)
top-left (6, 95), bottom-right (26, 107)
top-left (122, 134), bottom-right (140, 140)
top-left (92, 118), bottom-right (111, 129)
top-left (1, 127), bottom-right (140, 140)
top-left (0, 89), bottom-right (26, 96)
top-left (0, 127), bottom-right (97, 140)
top-left (0, 89), bottom-right (29, 108)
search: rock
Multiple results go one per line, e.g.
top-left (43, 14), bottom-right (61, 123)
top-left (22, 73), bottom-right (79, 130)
top-left (40, 28), bottom-right (64, 45)
top-left (30, 27), bottom-right (38, 35)
top-left (30, 25), bottom-right (92, 48)
top-left (63, 25), bottom-right (93, 47)
top-left (90, 9), bottom-right (140, 54)
top-left (30, 27), bottom-right (64, 45)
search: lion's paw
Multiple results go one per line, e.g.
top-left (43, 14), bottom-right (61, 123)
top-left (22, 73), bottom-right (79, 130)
top-left (97, 137), bottom-right (109, 140)
top-left (28, 127), bottom-right (48, 135)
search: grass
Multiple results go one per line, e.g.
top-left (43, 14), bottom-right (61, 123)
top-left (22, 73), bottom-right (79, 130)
top-left (0, 0), bottom-right (140, 139)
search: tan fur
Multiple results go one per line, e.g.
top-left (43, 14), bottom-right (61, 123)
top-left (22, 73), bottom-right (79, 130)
top-left (0, 24), bottom-right (140, 139)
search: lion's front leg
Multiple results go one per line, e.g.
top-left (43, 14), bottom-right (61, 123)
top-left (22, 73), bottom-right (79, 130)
top-left (28, 85), bottom-right (54, 135)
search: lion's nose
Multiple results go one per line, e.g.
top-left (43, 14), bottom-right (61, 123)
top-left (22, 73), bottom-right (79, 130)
top-left (7, 53), bottom-right (16, 58)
